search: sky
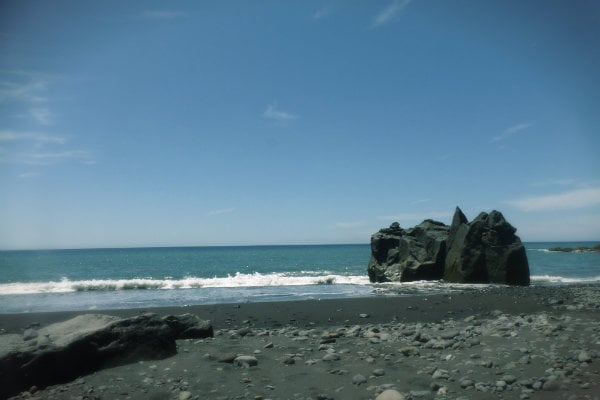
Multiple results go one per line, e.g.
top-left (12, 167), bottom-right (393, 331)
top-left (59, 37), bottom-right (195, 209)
top-left (0, 0), bottom-right (599, 250)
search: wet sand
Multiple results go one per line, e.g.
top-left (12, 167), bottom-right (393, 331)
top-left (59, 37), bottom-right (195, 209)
top-left (2, 284), bottom-right (599, 400)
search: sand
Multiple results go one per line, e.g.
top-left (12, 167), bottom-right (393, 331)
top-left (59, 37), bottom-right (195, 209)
top-left (1, 284), bottom-right (599, 400)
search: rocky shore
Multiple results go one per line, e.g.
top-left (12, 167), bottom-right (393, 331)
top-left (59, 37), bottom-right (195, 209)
top-left (1, 284), bottom-right (599, 400)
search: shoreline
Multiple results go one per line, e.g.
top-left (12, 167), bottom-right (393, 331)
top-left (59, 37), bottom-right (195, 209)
top-left (2, 284), bottom-right (599, 400)
top-left (0, 284), bottom-right (567, 334)
top-left (0, 283), bottom-right (598, 334)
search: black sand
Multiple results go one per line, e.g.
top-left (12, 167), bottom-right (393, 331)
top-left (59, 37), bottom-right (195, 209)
top-left (2, 285), bottom-right (599, 400)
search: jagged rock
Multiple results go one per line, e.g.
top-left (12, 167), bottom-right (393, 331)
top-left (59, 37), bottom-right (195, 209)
top-left (444, 208), bottom-right (530, 285)
top-left (368, 220), bottom-right (448, 282)
top-left (368, 207), bottom-right (530, 286)
top-left (0, 313), bottom-right (213, 399)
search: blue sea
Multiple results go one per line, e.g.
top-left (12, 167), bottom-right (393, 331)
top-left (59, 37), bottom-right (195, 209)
top-left (0, 242), bottom-right (599, 313)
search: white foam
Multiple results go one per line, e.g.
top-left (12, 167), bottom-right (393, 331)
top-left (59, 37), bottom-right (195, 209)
top-left (0, 273), bottom-right (371, 295)
top-left (531, 275), bottom-right (600, 283)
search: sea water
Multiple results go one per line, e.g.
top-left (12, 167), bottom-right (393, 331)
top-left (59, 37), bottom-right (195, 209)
top-left (0, 243), bottom-right (598, 313)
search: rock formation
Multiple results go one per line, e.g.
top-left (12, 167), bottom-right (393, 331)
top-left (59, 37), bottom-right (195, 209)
top-left (368, 220), bottom-right (448, 283)
top-left (368, 207), bottom-right (530, 286)
top-left (444, 208), bottom-right (530, 286)
top-left (0, 313), bottom-right (213, 398)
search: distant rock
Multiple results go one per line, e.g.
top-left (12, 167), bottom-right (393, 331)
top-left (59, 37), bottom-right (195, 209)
top-left (368, 207), bottom-right (530, 286)
top-left (548, 244), bottom-right (600, 252)
top-left (0, 313), bottom-right (213, 399)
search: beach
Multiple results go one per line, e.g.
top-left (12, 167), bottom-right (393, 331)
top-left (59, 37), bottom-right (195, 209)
top-left (2, 284), bottom-right (599, 400)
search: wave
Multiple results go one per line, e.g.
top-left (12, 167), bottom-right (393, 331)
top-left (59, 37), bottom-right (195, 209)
top-left (531, 274), bottom-right (600, 284)
top-left (0, 272), bottom-right (371, 295)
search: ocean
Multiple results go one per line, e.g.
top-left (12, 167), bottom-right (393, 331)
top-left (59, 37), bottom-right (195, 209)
top-left (0, 242), bottom-right (599, 313)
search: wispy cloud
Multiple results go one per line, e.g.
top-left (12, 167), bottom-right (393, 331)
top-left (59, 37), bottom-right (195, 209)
top-left (371, 0), bottom-right (412, 28)
top-left (20, 150), bottom-right (94, 166)
top-left (313, 6), bottom-right (333, 20)
top-left (30, 107), bottom-right (54, 126)
top-left (492, 122), bottom-right (532, 143)
top-left (140, 10), bottom-right (187, 20)
top-left (207, 207), bottom-right (235, 216)
top-left (0, 130), bottom-right (93, 166)
top-left (18, 172), bottom-right (41, 179)
top-left (0, 75), bottom-right (48, 104)
top-left (0, 71), bottom-right (60, 128)
top-left (0, 130), bottom-right (65, 146)
top-left (263, 104), bottom-right (297, 123)
top-left (507, 188), bottom-right (600, 212)
top-left (531, 178), bottom-right (582, 188)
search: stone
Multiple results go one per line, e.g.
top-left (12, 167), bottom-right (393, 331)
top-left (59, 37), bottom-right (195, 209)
top-left (234, 355), bottom-right (258, 367)
top-left (399, 346), bottom-right (420, 356)
top-left (444, 208), bottom-right (530, 285)
top-left (368, 207), bottom-right (530, 285)
top-left (432, 369), bottom-right (449, 380)
top-left (368, 220), bottom-right (448, 282)
top-left (322, 353), bottom-right (340, 361)
top-left (375, 389), bottom-right (405, 400)
top-left (178, 391), bottom-right (193, 400)
top-left (352, 374), bottom-right (367, 385)
top-left (0, 313), bottom-right (213, 399)
top-left (578, 351), bottom-right (592, 363)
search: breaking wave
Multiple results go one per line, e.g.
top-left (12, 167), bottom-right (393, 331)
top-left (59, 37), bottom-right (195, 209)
top-left (0, 272), bottom-right (371, 295)
top-left (531, 275), bottom-right (600, 284)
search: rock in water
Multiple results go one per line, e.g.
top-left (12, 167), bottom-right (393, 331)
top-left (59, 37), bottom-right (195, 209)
top-left (0, 313), bottom-right (213, 399)
top-left (368, 220), bottom-right (448, 282)
top-left (444, 208), bottom-right (530, 285)
top-left (367, 207), bottom-right (529, 286)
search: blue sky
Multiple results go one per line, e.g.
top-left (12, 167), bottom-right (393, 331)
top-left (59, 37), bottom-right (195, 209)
top-left (1, 0), bottom-right (599, 249)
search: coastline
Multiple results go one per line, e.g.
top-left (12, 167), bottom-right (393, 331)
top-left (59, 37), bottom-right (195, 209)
top-left (0, 284), bottom-right (567, 334)
top-left (2, 283), bottom-right (599, 399)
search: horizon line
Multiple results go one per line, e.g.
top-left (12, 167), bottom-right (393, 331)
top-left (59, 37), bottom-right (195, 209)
top-left (1, 239), bottom-right (599, 252)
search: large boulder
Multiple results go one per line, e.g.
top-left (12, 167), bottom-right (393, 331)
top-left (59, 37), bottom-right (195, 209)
top-left (444, 208), bottom-right (530, 285)
top-left (367, 207), bottom-right (530, 286)
top-left (368, 220), bottom-right (449, 282)
top-left (0, 313), bottom-right (213, 398)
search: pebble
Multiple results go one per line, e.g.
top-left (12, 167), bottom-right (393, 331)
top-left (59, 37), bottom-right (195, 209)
top-left (322, 353), bottom-right (340, 361)
top-left (431, 369), bottom-right (449, 380)
top-left (373, 368), bottom-right (386, 376)
top-left (178, 391), bottom-right (193, 400)
top-left (352, 374), bottom-right (367, 385)
top-left (234, 355), bottom-right (258, 367)
top-left (375, 389), bottom-right (405, 400)
top-left (542, 379), bottom-right (560, 391)
top-left (460, 379), bottom-right (474, 388)
top-left (578, 351), bottom-right (592, 363)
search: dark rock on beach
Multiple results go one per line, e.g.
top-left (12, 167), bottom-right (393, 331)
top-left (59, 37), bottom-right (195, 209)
top-left (368, 220), bottom-right (448, 283)
top-left (444, 208), bottom-right (530, 285)
top-left (0, 313), bottom-right (213, 399)
top-left (368, 207), bottom-right (530, 285)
